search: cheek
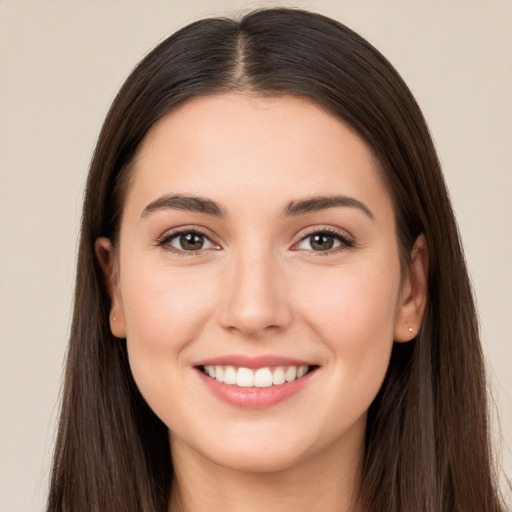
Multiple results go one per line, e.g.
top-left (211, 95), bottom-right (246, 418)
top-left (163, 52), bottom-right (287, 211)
top-left (294, 262), bottom-right (399, 397)
top-left (299, 269), bottom-right (398, 445)
top-left (119, 258), bottom-right (218, 377)
top-left (297, 262), bottom-right (399, 338)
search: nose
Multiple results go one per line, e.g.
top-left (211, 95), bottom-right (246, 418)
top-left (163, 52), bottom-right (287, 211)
top-left (218, 250), bottom-right (292, 338)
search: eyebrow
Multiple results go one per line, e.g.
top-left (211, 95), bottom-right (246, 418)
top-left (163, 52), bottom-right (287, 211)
top-left (141, 193), bottom-right (374, 220)
top-left (283, 195), bottom-right (374, 219)
top-left (141, 194), bottom-right (227, 218)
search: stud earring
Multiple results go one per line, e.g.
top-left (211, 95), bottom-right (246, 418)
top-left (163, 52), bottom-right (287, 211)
top-left (408, 327), bottom-right (413, 333)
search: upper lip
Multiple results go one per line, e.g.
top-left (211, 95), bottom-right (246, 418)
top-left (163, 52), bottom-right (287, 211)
top-left (193, 354), bottom-right (315, 369)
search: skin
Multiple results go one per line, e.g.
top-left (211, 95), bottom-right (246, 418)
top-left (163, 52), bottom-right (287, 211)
top-left (97, 94), bottom-right (428, 512)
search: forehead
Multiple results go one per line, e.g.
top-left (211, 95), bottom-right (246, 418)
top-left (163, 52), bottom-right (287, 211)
top-left (124, 93), bottom-right (393, 223)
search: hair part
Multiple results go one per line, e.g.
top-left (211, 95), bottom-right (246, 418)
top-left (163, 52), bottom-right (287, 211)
top-left (47, 8), bottom-right (505, 512)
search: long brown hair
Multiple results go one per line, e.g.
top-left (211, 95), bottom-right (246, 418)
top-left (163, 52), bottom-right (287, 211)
top-left (47, 8), bottom-right (505, 511)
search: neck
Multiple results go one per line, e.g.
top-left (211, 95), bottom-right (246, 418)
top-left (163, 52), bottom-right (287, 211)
top-left (168, 421), bottom-right (365, 512)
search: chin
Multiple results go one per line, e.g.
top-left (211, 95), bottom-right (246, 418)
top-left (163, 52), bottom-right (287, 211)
top-left (206, 441), bottom-right (307, 474)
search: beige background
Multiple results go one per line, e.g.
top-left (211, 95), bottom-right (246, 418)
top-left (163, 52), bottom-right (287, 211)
top-left (0, 1), bottom-right (510, 510)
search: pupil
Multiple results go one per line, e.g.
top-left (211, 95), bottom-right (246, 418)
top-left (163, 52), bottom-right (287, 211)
top-left (311, 234), bottom-right (334, 251)
top-left (180, 233), bottom-right (204, 250)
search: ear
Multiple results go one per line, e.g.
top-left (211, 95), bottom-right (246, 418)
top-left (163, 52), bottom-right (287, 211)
top-left (95, 237), bottom-right (127, 338)
top-left (394, 234), bottom-right (429, 343)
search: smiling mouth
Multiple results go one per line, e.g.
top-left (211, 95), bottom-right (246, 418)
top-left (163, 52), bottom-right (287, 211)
top-left (199, 365), bottom-right (317, 388)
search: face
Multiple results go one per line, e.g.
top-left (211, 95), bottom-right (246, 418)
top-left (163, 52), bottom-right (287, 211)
top-left (98, 94), bottom-right (426, 473)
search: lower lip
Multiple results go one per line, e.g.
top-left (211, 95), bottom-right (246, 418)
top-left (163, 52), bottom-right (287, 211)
top-left (196, 368), bottom-right (316, 408)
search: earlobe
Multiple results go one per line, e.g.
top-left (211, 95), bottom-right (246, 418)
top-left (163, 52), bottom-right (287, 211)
top-left (95, 237), bottom-right (127, 338)
top-left (394, 234), bottom-right (429, 343)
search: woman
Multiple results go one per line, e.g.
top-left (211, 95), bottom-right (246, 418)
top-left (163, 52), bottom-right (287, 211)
top-left (46, 8), bottom-right (505, 512)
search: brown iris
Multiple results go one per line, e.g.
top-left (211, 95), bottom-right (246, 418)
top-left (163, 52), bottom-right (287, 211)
top-left (310, 234), bottom-right (335, 251)
top-left (180, 233), bottom-right (205, 250)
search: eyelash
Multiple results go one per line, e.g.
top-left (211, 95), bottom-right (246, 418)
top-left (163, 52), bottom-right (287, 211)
top-left (156, 226), bottom-right (355, 256)
top-left (157, 227), bottom-right (219, 257)
top-left (292, 227), bottom-right (356, 256)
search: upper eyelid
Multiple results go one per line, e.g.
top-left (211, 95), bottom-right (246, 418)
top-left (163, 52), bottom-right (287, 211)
top-left (158, 225), bottom-right (217, 242)
top-left (294, 225), bottom-right (354, 242)
top-left (156, 224), bottom-right (354, 249)
top-left (291, 226), bottom-right (356, 253)
top-left (157, 227), bottom-right (220, 256)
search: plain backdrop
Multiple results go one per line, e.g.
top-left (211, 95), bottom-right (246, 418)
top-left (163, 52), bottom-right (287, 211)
top-left (0, 1), bottom-right (511, 510)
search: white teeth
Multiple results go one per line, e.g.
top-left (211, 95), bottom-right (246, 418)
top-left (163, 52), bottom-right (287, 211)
top-left (254, 368), bottom-right (273, 387)
top-left (223, 366), bottom-right (237, 385)
top-left (215, 366), bottom-right (224, 383)
top-left (237, 367), bottom-right (254, 387)
top-left (285, 366), bottom-right (297, 382)
top-left (297, 365), bottom-right (308, 378)
top-left (272, 367), bottom-right (286, 385)
top-left (202, 364), bottom-right (312, 387)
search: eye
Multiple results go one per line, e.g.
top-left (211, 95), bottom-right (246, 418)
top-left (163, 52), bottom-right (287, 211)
top-left (159, 229), bottom-right (219, 253)
top-left (294, 229), bottom-right (354, 253)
